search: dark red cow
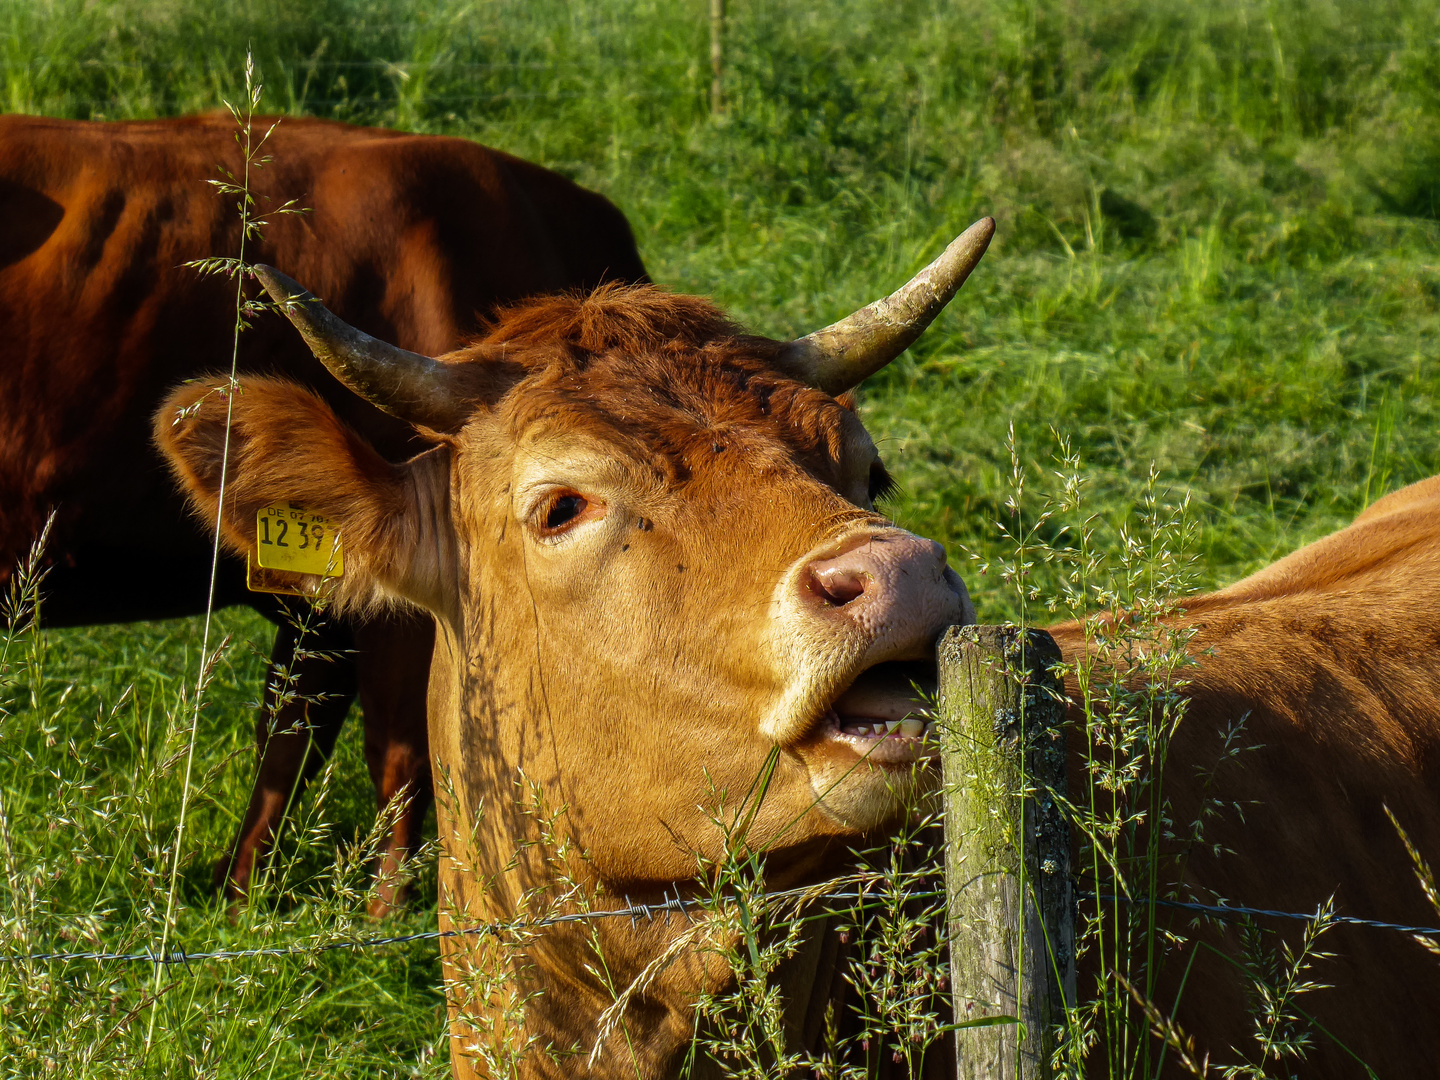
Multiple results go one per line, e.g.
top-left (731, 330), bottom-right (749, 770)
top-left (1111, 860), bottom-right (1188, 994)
top-left (0, 113), bottom-right (646, 911)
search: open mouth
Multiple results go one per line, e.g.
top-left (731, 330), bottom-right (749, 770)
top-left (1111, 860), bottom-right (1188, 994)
top-left (818, 660), bottom-right (938, 766)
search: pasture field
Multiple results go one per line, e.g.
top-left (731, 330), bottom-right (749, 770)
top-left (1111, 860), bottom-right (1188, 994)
top-left (2, 0), bottom-right (1439, 1075)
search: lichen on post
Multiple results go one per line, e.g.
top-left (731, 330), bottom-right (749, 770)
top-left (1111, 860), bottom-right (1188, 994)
top-left (939, 624), bottom-right (1074, 1080)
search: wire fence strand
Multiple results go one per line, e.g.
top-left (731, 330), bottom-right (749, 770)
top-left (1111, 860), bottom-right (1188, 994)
top-left (1079, 890), bottom-right (1440, 939)
top-left (0, 888), bottom-right (905, 967)
top-left (8, 882), bottom-right (1440, 970)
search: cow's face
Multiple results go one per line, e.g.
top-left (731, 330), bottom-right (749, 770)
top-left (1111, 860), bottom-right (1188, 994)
top-left (436, 335), bottom-right (970, 879)
top-left (156, 220), bottom-right (991, 893)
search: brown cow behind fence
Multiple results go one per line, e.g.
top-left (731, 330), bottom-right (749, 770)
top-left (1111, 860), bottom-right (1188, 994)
top-left (1047, 475), bottom-right (1440, 1076)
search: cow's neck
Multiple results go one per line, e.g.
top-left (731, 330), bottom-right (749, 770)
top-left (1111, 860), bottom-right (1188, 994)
top-left (427, 615), bottom-right (704, 1076)
top-left (425, 616), bottom-right (849, 1078)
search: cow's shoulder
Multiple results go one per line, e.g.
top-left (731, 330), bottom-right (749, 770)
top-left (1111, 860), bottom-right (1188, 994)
top-left (1354, 473), bottom-right (1440, 525)
top-left (1205, 476), bottom-right (1440, 611)
top-left (1051, 472), bottom-right (1440, 766)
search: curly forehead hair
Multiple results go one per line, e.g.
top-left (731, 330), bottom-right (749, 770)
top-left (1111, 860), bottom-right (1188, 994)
top-left (458, 283), bottom-right (858, 487)
top-left (479, 281), bottom-right (763, 359)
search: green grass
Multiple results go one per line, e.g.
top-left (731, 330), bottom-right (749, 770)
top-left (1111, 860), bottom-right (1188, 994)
top-left (2, 0), bottom-right (1439, 1074)
top-left (1, 603), bottom-right (447, 1077)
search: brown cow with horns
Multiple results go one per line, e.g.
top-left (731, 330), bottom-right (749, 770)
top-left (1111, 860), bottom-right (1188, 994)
top-left (157, 219), bottom-right (995, 1076)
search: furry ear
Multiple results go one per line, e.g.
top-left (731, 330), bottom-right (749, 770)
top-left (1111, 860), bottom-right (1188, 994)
top-left (154, 377), bottom-right (448, 612)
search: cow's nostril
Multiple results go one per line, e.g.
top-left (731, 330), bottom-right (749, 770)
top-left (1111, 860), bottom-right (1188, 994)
top-left (809, 567), bottom-right (868, 607)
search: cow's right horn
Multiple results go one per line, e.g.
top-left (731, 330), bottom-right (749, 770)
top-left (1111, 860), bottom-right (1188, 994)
top-left (774, 217), bottom-right (995, 395)
top-left (253, 265), bottom-right (471, 432)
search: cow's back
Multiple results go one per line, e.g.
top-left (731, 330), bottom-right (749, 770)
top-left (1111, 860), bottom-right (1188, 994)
top-left (0, 114), bottom-right (645, 622)
top-left (1049, 480), bottom-right (1440, 1074)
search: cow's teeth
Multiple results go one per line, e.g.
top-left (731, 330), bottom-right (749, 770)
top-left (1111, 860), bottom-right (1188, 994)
top-left (885, 720), bottom-right (901, 733)
top-left (899, 718), bottom-right (925, 737)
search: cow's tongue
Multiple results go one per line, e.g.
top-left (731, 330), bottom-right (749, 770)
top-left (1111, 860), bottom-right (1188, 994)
top-left (833, 660), bottom-right (935, 739)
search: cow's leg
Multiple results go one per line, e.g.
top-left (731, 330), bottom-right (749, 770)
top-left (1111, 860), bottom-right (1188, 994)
top-left (217, 609), bottom-right (358, 901)
top-left (352, 610), bottom-right (435, 917)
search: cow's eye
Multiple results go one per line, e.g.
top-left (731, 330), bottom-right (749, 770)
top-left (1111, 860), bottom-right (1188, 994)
top-left (541, 493), bottom-right (588, 533)
top-left (867, 461), bottom-right (896, 504)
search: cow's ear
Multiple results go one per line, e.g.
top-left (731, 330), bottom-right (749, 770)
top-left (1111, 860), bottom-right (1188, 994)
top-left (154, 377), bottom-right (448, 612)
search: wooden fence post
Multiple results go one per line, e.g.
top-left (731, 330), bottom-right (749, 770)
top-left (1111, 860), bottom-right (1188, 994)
top-left (709, 0), bottom-right (725, 115)
top-left (939, 624), bottom-right (1074, 1079)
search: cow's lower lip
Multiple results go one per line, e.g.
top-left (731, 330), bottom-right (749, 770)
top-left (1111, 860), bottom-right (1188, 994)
top-left (817, 708), bottom-right (938, 766)
top-left (808, 657), bottom-right (939, 766)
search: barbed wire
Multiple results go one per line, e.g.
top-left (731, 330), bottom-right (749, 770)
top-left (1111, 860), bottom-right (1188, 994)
top-left (0, 886), bottom-right (920, 967)
top-left (1079, 890), bottom-right (1440, 939)
top-left (8, 879), bottom-right (1440, 969)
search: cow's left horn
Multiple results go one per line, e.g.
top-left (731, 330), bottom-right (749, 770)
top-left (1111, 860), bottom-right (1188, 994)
top-left (253, 265), bottom-right (471, 431)
top-left (775, 217), bottom-right (995, 395)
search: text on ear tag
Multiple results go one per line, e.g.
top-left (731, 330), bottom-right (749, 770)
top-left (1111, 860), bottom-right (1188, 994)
top-left (255, 503), bottom-right (344, 577)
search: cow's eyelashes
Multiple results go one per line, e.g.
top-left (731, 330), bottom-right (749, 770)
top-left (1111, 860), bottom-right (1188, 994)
top-left (867, 462), bottom-right (896, 504)
top-left (531, 489), bottom-right (607, 539)
top-left (540, 492), bottom-right (587, 532)
top-left (548, 494), bottom-right (586, 528)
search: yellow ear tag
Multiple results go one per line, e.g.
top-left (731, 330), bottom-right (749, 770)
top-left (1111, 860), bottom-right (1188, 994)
top-left (247, 553), bottom-right (308, 597)
top-left (254, 503), bottom-right (344, 577)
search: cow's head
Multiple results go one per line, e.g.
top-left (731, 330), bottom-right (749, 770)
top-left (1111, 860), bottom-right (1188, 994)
top-left (155, 219), bottom-right (991, 1071)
